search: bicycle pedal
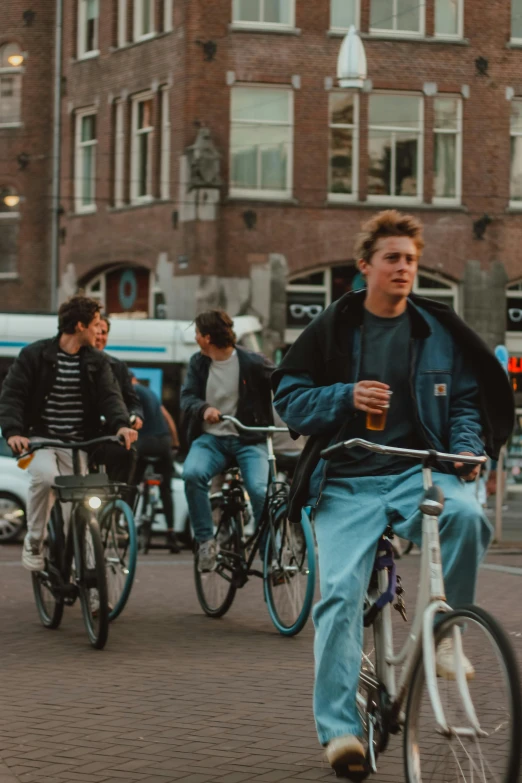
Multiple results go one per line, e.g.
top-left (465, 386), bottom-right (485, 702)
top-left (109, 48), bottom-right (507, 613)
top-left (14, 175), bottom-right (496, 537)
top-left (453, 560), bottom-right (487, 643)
top-left (333, 758), bottom-right (371, 781)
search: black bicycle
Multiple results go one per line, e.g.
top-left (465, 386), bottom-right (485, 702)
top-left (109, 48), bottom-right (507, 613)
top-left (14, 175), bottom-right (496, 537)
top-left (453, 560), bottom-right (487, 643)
top-left (193, 415), bottom-right (316, 636)
top-left (19, 435), bottom-right (129, 649)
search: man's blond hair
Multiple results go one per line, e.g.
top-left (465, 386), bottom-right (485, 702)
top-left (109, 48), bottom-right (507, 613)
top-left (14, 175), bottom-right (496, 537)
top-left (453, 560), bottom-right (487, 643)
top-left (354, 210), bottom-right (425, 263)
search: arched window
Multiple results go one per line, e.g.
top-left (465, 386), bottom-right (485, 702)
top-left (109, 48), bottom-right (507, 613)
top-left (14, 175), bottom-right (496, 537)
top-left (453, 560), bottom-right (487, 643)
top-left (0, 186), bottom-right (20, 276)
top-left (506, 280), bottom-right (522, 334)
top-left (0, 43), bottom-right (23, 126)
top-left (84, 265), bottom-right (165, 318)
top-left (413, 270), bottom-right (459, 311)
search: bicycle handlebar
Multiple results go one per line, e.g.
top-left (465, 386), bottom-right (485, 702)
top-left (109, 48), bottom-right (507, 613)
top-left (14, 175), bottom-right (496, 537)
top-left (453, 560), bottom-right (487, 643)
top-left (219, 414), bottom-right (289, 434)
top-left (320, 438), bottom-right (487, 466)
top-left (19, 434), bottom-right (122, 458)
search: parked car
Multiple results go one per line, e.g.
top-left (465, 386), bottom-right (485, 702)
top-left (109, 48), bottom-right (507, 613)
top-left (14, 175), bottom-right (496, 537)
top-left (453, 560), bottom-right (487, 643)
top-left (0, 438), bottom-right (28, 543)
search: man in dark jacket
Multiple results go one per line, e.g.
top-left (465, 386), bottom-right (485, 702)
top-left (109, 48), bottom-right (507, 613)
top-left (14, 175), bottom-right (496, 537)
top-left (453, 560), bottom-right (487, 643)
top-left (272, 211), bottom-right (514, 776)
top-left (0, 296), bottom-right (137, 571)
top-left (181, 310), bottom-right (273, 571)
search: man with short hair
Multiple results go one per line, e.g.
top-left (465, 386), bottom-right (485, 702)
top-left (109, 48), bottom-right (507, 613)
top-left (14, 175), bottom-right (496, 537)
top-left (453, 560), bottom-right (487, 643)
top-left (0, 296), bottom-right (137, 571)
top-left (181, 310), bottom-right (274, 571)
top-left (272, 210), bottom-right (513, 776)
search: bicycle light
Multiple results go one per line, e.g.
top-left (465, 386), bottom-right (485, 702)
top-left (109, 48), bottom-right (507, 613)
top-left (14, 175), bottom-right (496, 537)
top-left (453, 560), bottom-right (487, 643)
top-left (88, 496), bottom-right (102, 510)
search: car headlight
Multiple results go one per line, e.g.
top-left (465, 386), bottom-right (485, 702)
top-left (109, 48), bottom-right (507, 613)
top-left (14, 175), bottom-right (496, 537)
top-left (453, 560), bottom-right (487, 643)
top-left (88, 496), bottom-right (102, 510)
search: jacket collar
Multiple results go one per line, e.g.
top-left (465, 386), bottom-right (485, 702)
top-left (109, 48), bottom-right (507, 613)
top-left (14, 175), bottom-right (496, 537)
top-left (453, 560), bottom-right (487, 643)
top-left (42, 336), bottom-right (98, 364)
top-left (336, 289), bottom-right (432, 339)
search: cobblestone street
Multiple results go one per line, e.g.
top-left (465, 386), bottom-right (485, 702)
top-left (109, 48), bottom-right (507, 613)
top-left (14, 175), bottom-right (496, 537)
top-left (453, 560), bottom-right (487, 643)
top-left (1, 544), bottom-right (521, 783)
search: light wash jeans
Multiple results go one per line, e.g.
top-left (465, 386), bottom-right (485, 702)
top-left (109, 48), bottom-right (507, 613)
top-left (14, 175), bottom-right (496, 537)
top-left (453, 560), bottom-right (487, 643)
top-left (183, 434), bottom-right (269, 543)
top-left (312, 466), bottom-right (492, 746)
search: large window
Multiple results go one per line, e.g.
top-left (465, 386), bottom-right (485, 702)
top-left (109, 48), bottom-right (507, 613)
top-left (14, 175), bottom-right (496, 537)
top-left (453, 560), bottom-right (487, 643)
top-left (113, 100), bottom-right (125, 207)
top-left (512, 0), bottom-right (522, 41)
top-left (370, 0), bottom-right (424, 35)
top-left (0, 43), bottom-right (23, 127)
top-left (230, 87), bottom-right (293, 199)
top-left (368, 93), bottom-right (423, 202)
top-left (78, 0), bottom-right (99, 58)
top-left (118, 0), bottom-right (127, 46)
top-left (330, 0), bottom-right (360, 30)
top-left (131, 93), bottom-right (154, 202)
top-left (134, 0), bottom-right (155, 40)
top-left (232, 0), bottom-right (294, 27)
top-left (434, 0), bottom-right (463, 38)
top-left (510, 101), bottom-right (522, 207)
top-left (328, 92), bottom-right (359, 200)
top-left (413, 271), bottom-right (459, 310)
top-left (433, 97), bottom-right (461, 204)
top-left (75, 110), bottom-right (97, 212)
top-left (160, 87), bottom-right (170, 200)
top-left (0, 187), bottom-right (20, 276)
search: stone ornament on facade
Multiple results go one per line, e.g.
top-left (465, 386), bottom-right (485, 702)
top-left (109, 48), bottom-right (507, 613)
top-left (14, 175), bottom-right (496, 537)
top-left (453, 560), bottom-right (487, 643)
top-left (186, 128), bottom-right (222, 191)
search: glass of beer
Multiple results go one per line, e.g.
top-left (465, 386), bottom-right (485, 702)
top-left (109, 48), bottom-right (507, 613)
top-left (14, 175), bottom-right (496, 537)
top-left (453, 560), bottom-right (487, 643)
top-left (366, 390), bottom-right (392, 432)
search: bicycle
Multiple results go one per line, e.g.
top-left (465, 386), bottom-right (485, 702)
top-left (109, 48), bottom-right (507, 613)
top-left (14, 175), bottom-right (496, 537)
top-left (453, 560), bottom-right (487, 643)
top-left (19, 435), bottom-right (134, 648)
top-left (193, 414), bottom-right (316, 636)
top-left (320, 437), bottom-right (522, 782)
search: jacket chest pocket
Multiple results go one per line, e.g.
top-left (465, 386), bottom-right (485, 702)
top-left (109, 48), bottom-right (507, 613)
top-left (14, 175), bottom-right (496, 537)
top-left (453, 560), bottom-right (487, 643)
top-left (417, 370), bottom-right (452, 433)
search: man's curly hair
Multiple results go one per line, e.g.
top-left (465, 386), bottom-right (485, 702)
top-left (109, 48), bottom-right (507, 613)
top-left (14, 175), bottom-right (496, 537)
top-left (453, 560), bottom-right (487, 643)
top-left (58, 296), bottom-right (101, 335)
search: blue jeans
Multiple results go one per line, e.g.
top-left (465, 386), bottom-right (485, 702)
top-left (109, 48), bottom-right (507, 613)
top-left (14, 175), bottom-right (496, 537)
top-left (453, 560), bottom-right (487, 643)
top-left (183, 434), bottom-right (269, 543)
top-left (312, 466), bottom-right (492, 746)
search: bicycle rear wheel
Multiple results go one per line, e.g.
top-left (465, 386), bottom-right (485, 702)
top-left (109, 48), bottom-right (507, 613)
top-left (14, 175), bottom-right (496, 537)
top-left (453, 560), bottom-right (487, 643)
top-left (32, 504), bottom-right (64, 629)
top-left (99, 499), bottom-right (137, 621)
top-left (194, 498), bottom-right (239, 618)
top-left (74, 508), bottom-right (109, 649)
top-left (263, 505), bottom-right (316, 636)
top-left (404, 605), bottom-right (521, 783)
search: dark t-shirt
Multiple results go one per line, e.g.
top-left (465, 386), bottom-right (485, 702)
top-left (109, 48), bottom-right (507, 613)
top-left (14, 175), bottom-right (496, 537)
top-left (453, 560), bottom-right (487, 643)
top-left (134, 384), bottom-right (169, 439)
top-left (330, 309), bottom-right (421, 478)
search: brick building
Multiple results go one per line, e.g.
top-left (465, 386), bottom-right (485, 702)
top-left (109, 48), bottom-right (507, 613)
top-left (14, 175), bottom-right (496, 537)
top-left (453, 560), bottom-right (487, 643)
top-left (3, 0), bottom-right (522, 363)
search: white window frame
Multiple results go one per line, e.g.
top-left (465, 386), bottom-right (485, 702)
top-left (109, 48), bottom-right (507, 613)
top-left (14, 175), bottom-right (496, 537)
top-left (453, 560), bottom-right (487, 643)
top-left (0, 44), bottom-right (23, 128)
top-left (231, 0), bottom-right (296, 30)
top-left (370, 0), bottom-right (425, 37)
top-left (164, 0), bottom-right (173, 31)
top-left (229, 85), bottom-right (294, 201)
top-left (367, 91), bottom-right (424, 205)
top-left (511, 0), bottom-right (522, 43)
top-left (114, 100), bottom-right (125, 207)
top-left (0, 194), bottom-right (20, 279)
top-left (131, 91), bottom-right (154, 204)
top-left (432, 95), bottom-right (462, 206)
top-left (77, 0), bottom-right (100, 60)
top-left (118, 0), bottom-right (127, 46)
top-left (510, 99), bottom-right (522, 209)
top-left (74, 108), bottom-right (97, 214)
top-left (329, 0), bottom-right (361, 32)
top-left (507, 280), bottom-right (522, 341)
top-left (285, 268), bottom-right (329, 344)
top-left (414, 269), bottom-right (460, 313)
top-left (160, 87), bottom-right (170, 199)
top-left (434, 0), bottom-right (464, 40)
top-left (134, 0), bottom-right (156, 41)
top-left (328, 91), bottom-right (359, 202)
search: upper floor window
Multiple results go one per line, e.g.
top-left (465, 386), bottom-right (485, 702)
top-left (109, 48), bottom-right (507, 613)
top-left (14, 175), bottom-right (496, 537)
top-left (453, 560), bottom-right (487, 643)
top-left (131, 93), bottom-right (154, 202)
top-left (512, 0), bottom-right (522, 41)
top-left (510, 100), bottom-right (522, 207)
top-left (434, 0), bottom-right (463, 38)
top-left (232, 0), bottom-right (294, 28)
top-left (368, 93), bottom-right (423, 202)
top-left (330, 0), bottom-right (360, 30)
top-left (0, 186), bottom-right (20, 276)
top-left (75, 110), bottom-right (97, 212)
top-left (433, 96), bottom-right (462, 204)
top-left (0, 43), bottom-right (23, 126)
top-left (230, 87), bottom-right (293, 199)
top-left (134, 0), bottom-right (155, 40)
top-left (328, 92), bottom-right (359, 200)
top-left (78, 0), bottom-right (99, 58)
top-left (370, 0), bottom-right (424, 36)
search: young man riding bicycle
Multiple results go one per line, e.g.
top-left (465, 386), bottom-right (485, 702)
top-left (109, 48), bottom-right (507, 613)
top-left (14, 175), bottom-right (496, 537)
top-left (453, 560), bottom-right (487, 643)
top-left (272, 210), bottom-right (513, 778)
top-left (181, 310), bottom-right (274, 571)
top-left (0, 296), bottom-right (137, 572)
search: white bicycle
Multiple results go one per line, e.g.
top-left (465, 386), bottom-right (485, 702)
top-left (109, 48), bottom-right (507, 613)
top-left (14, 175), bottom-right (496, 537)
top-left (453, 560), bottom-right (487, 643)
top-left (320, 439), bottom-right (522, 783)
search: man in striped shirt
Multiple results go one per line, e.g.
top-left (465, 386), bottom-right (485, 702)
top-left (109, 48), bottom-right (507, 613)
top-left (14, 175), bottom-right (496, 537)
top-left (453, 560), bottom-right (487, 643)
top-left (0, 296), bottom-right (138, 571)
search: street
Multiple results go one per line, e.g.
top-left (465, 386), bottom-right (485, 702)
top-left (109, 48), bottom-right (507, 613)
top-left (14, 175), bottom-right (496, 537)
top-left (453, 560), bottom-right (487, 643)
top-left (1, 543), bottom-right (521, 783)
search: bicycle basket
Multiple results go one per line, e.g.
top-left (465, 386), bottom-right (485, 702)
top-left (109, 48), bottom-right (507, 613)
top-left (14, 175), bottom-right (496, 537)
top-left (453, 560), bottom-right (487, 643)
top-left (53, 473), bottom-right (128, 503)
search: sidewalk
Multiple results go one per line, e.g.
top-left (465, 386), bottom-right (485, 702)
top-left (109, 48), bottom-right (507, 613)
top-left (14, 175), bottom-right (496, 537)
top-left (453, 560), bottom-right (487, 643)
top-left (485, 491), bottom-right (522, 545)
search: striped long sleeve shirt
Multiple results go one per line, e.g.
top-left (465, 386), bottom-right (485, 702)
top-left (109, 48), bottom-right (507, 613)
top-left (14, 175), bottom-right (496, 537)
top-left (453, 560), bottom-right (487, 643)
top-left (41, 349), bottom-right (84, 440)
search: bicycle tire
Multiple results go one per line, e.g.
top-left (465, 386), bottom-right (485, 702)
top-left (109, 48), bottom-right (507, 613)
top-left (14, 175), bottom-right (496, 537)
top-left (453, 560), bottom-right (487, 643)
top-left (99, 499), bottom-right (137, 622)
top-left (194, 497), bottom-right (239, 618)
top-left (263, 505), bottom-right (316, 636)
top-left (404, 604), bottom-right (522, 783)
top-left (32, 507), bottom-right (64, 629)
top-left (74, 507), bottom-right (109, 650)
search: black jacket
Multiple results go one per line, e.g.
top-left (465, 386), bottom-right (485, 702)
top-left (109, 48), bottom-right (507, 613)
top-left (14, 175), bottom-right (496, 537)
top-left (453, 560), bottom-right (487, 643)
top-left (106, 354), bottom-right (144, 422)
top-left (0, 337), bottom-right (130, 441)
top-left (272, 291), bottom-right (514, 522)
top-left (180, 345), bottom-right (274, 445)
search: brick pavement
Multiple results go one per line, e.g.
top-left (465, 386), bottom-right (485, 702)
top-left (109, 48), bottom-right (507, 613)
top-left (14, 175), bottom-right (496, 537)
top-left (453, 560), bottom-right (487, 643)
top-left (1, 545), bottom-right (521, 783)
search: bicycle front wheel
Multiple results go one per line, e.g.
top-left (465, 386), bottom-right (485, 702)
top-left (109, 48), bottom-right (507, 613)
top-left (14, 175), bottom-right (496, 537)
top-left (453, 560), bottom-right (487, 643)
top-left (263, 506), bottom-right (316, 636)
top-left (99, 499), bottom-right (137, 622)
top-left (404, 605), bottom-right (521, 783)
top-left (32, 504), bottom-right (65, 629)
top-left (74, 508), bottom-right (109, 650)
top-left (194, 498), bottom-right (239, 618)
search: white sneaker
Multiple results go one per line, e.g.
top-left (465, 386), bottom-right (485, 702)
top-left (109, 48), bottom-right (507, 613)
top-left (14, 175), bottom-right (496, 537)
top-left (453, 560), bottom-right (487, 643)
top-left (21, 534), bottom-right (44, 572)
top-left (436, 636), bottom-right (475, 680)
top-left (325, 735), bottom-right (366, 778)
top-left (198, 538), bottom-right (219, 572)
